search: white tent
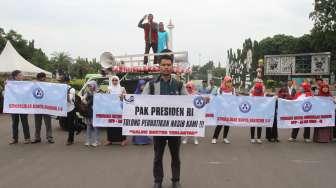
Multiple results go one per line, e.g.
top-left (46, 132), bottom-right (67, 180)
top-left (0, 41), bottom-right (52, 77)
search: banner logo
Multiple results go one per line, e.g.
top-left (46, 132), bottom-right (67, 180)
top-left (193, 96), bottom-right (206, 109)
top-left (124, 95), bottom-right (135, 104)
top-left (239, 102), bottom-right (251, 113)
top-left (32, 87), bottom-right (44, 99)
top-left (302, 101), bottom-right (312, 112)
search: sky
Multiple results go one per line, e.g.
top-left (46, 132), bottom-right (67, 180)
top-left (1, 0), bottom-right (314, 68)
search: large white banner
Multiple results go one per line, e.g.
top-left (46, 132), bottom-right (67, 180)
top-left (277, 97), bottom-right (335, 128)
top-left (207, 95), bottom-right (276, 127)
top-left (122, 95), bottom-right (206, 137)
top-left (3, 81), bottom-right (67, 116)
top-left (93, 94), bottom-right (123, 127)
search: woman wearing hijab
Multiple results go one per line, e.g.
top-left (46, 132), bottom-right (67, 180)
top-left (313, 83), bottom-right (334, 143)
top-left (288, 82), bottom-right (313, 143)
top-left (83, 80), bottom-right (100, 147)
top-left (132, 80), bottom-right (152, 145)
top-left (249, 81), bottom-right (265, 144)
top-left (182, 81), bottom-right (200, 145)
top-left (211, 76), bottom-right (235, 144)
top-left (105, 76), bottom-right (128, 146)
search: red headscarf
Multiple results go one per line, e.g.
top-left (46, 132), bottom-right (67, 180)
top-left (220, 76), bottom-right (233, 93)
top-left (318, 83), bottom-right (332, 97)
top-left (186, 81), bottom-right (197, 95)
top-left (252, 82), bottom-right (264, 96)
top-left (301, 82), bottom-right (313, 97)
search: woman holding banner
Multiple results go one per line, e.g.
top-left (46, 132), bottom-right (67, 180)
top-left (249, 82), bottom-right (265, 144)
top-left (182, 81), bottom-right (200, 145)
top-left (288, 82), bottom-right (313, 143)
top-left (313, 83), bottom-right (333, 143)
top-left (211, 76), bottom-right (234, 144)
top-left (83, 80), bottom-right (100, 147)
top-left (9, 70), bottom-right (31, 144)
top-left (132, 80), bottom-right (152, 145)
top-left (105, 76), bottom-right (128, 146)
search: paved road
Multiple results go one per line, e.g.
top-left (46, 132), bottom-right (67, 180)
top-left (0, 114), bottom-right (335, 188)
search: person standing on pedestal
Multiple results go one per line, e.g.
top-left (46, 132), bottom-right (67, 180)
top-left (138, 14), bottom-right (158, 64)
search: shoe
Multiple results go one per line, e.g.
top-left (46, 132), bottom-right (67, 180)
top-left (9, 139), bottom-right (18, 145)
top-left (288, 138), bottom-right (296, 142)
top-left (182, 138), bottom-right (188, 144)
top-left (31, 139), bottom-right (41, 144)
top-left (211, 139), bottom-right (217, 144)
top-left (84, 142), bottom-right (90, 146)
top-left (275, 139), bottom-right (280, 142)
top-left (66, 141), bottom-right (74, 145)
top-left (194, 139), bottom-right (199, 145)
top-left (250, 139), bottom-right (256, 144)
top-left (172, 181), bottom-right (181, 188)
top-left (23, 139), bottom-right (31, 144)
top-left (91, 142), bottom-right (99, 147)
top-left (121, 140), bottom-right (128, 146)
top-left (257, 139), bottom-right (263, 144)
top-left (153, 182), bottom-right (162, 188)
top-left (223, 138), bottom-right (231, 144)
top-left (304, 139), bottom-right (312, 143)
top-left (47, 139), bottom-right (55, 144)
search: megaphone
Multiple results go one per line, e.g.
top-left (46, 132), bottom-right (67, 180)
top-left (100, 52), bottom-right (117, 69)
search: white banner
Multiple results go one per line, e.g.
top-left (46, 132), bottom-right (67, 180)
top-left (207, 95), bottom-right (276, 127)
top-left (3, 81), bottom-right (67, 116)
top-left (277, 97), bottom-right (335, 128)
top-left (122, 95), bottom-right (206, 137)
top-left (93, 94), bottom-right (123, 127)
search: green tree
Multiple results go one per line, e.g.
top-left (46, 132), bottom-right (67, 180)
top-left (50, 52), bottom-right (72, 73)
top-left (310, 0), bottom-right (336, 32)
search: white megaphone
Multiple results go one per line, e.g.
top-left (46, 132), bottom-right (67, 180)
top-left (100, 52), bottom-right (117, 69)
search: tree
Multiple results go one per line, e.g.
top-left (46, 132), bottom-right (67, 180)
top-left (50, 52), bottom-right (73, 73)
top-left (310, 0), bottom-right (336, 32)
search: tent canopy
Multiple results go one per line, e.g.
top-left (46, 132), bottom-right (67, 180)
top-left (0, 41), bottom-right (52, 78)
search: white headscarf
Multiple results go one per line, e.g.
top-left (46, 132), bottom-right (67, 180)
top-left (87, 80), bottom-right (98, 93)
top-left (108, 76), bottom-right (123, 94)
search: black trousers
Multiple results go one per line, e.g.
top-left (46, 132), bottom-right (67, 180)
top-left (11, 114), bottom-right (30, 141)
top-left (107, 127), bottom-right (126, 142)
top-left (153, 136), bottom-right (181, 183)
top-left (266, 118), bottom-right (278, 140)
top-left (213, 125), bottom-right (230, 139)
top-left (144, 42), bottom-right (158, 65)
top-left (250, 127), bottom-right (262, 139)
top-left (291, 128), bottom-right (310, 139)
top-left (60, 110), bottom-right (75, 142)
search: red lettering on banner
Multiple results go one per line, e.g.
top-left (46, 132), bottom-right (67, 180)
top-left (294, 116), bottom-right (303, 120)
top-left (8, 103), bottom-right (62, 111)
top-left (321, 115), bottom-right (332, 119)
top-left (280, 116), bottom-right (293, 120)
top-left (96, 114), bottom-right (122, 119)
top-left (148, 130), bottom-right (168, 135)
top-left (205, 113), bottom-right (214, 117)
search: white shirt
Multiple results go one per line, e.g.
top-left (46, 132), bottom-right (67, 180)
top-left (288, 86), bottom-right (294, 96)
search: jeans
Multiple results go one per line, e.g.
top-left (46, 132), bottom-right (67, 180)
top-left (153, 136), bottom-right (181, 183)
top-left (34, 114), bottom-right (52, 140)
top-left (144, 42), bottom-right (158, 65)
top-left (291, 128), bottom-right (310, 139)
top-left (85, 118), bottom-right (99, 144)
top-left (213, 125), bottom-right (230, 139)
top-left (250, 127), bottom-right (262, 139)
top-left (11, 114), bottom-right (30, 141)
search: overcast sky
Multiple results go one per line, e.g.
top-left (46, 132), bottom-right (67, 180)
top-left (1, 0), bottom-right (314, 67)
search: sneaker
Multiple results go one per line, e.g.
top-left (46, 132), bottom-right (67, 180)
top-left (91, 142), bottom-right (99, 147)
top-left (194, 139), bottom-right (199, 145)
top-left (23, 139), bottom-right (31, 144)
top-left (223, 138), bottom-right (231, 144)
top-left (250, 139), bottom-right (256, 144)
top-left (47, 139), bottom-right (55, 144)
top-left (84, 142), bottom-right (90, 146)
top-left (211, 139), bottom-right (217, 144)
top-left (182, 138), bottom-right (188, 144)
top-left (66, 141), bottom-right (74, 145)
top-left (9, 139), bottom-right (18, 145)
top-left (31, 139), bottom-right (41, 144)
top-left (304, 139), bottom-right (312, 143)
top-left (257, 139), bottom-right (263, 144)
top-left (288, 138), bottom-right (296, 142)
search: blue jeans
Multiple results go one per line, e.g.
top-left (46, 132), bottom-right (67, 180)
top-left (85, 118), bottom-right (99, 144)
